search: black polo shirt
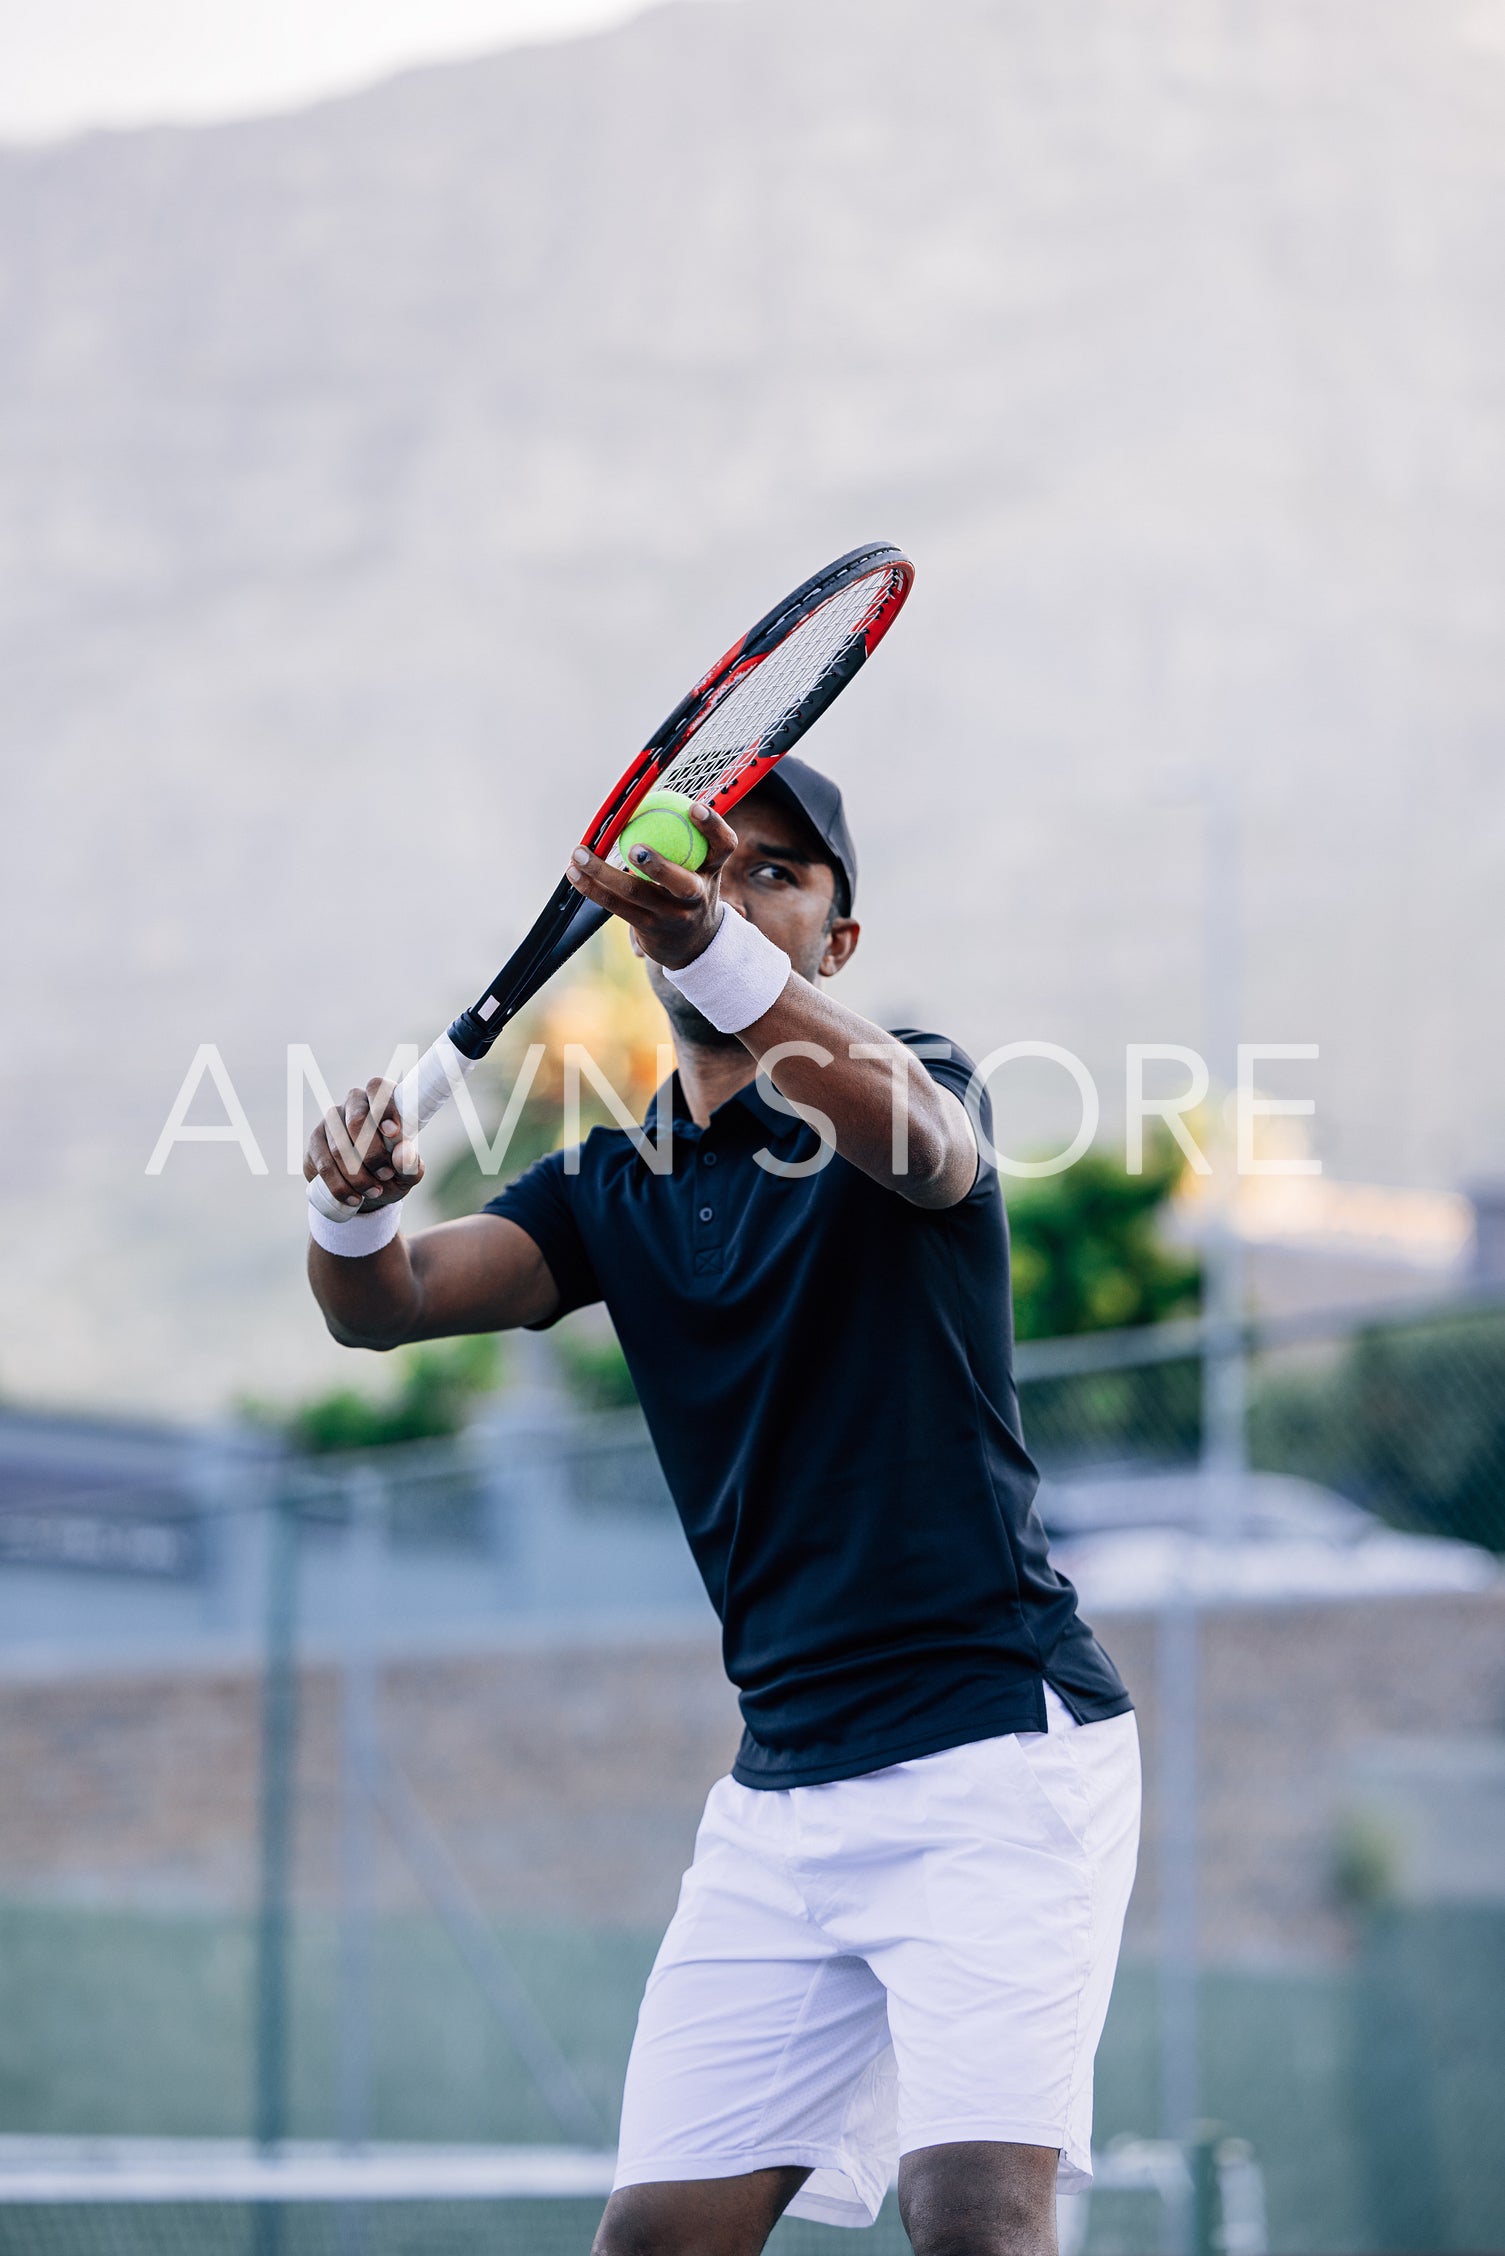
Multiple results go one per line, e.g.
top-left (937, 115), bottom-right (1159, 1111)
top-left (485, 1031), bottom-right (1131, 1787)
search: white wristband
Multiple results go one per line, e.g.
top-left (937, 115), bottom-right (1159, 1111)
top-left (664, 910), bottom-right (791, 1033)
top-left (308, 1199), bottom-right (404, 1258)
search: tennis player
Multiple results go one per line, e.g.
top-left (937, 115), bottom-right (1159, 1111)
top-left (306, 756), bottom-right (1139, 2256)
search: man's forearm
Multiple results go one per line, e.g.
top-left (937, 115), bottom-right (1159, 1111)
top-left (308, 1236), bottom-right (423, 1350)
top-left (739, 976), bottom-right (976, 1206)
top-left (307, 1211), bottom-right (562, 1347)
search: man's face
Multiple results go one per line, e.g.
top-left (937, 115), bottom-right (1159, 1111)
top-left (636, 785), bottom-right (859, 1049)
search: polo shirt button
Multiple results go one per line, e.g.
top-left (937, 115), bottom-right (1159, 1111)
top-left (702, 1151), bottom-right (717, 1166)
top-left (699, 1205), bottom-right (714, 1223)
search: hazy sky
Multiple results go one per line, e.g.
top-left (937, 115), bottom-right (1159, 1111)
top-left (0, 0), bottom-right (701, 142)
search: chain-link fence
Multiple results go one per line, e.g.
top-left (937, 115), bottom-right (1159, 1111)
top-left (0, 1290), bottom-right (1501, 2252)
top-left (1016, 1288), bottom-right (1505, 1556)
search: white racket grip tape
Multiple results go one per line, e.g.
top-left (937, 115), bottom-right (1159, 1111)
top-left (394, 1033), bottom-right (479, 1136)
top-left (305, 1034), bottom-right (478, 1228)
top-left (664, 908), bottom-right (792, 1033)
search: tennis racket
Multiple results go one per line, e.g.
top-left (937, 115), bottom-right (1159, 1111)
top-left (309, 541), bottom-right (914, 1222)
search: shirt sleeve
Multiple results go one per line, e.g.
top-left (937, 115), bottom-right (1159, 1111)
top-left (892, 1028), bottom-right (997, 1205)
top-left (483, 1150), bottom-right (603, 1325)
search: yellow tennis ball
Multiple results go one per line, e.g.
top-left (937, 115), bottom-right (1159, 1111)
top-left (619, 788), bottom-right (708, 880)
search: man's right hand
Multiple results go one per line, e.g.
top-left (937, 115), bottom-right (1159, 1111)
top-left (304, 1077), bottom-right (425, 1214)
top-left (304, 1078), bottom-right (561, 1350)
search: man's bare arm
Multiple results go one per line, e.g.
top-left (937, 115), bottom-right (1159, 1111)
top-left (305, 1079), bottom-right (560, 1348)
top-left (735, 978), bottom-right (978, 1210)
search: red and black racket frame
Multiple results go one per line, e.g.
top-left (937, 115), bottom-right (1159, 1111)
top-left (446, 542), bottom-right (914, 1063)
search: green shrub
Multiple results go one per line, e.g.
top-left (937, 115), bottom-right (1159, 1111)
top-left (269, 1335), bottom-right (505, 1455)
top-left (555, 1327), bottom-right (638, 1412)
top-left (1006, 1135), bottom-right (1199, 1343)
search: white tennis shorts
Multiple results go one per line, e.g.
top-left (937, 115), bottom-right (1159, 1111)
top-left (614, 1687), bottom-right (1140, 2230)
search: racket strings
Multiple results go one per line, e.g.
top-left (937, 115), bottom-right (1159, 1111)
top-left (656, 569), bottom-right (893, 806)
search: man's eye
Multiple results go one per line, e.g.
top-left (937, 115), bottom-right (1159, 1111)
top-left (753, 862), bottom-right (794, 884)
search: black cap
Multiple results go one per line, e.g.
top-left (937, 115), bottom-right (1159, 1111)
top-left (745, 754), bottom-right (858, 917)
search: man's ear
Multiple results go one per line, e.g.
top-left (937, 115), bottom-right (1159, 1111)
top-left (819, 918), bottom-right (860, 979)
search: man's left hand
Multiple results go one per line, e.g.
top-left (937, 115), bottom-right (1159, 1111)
top-left (564, 800), bottom-right (738, 971)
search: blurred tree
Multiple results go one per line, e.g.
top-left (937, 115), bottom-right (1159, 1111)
top-left (1006, 1133), bottom-right (1201, 1341)
top-left (429, 920), bottom-right (672, 1220)
top-left (1005, 1135), bottom-right (1203, 1472)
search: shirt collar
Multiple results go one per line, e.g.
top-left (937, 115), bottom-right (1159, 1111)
top-left (645, 1070), bottom-right (804, 1144)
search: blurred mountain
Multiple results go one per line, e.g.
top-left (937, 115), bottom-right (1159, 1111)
top-left (1, 0), bottom-right (1502, 1412)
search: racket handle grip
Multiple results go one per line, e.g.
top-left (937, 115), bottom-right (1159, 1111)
top-left (304, 1034), bottom-right (477, 1226)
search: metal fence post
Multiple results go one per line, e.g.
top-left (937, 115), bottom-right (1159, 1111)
top-left (1157, 1561), bottom-right (1200, 2154)
top-left (1153, 756), bottom-right (1249, 2236)
top-left (1202, 1210), bottom-right (1248, 1548)
top-left (1188, 2123), bottom-right (1225, 2256)
top-left (337, 1466), bottom-right (384, 2256)
top-left (253, 1472), bottom-right (300, 2256)
top-left (338, 1468), bottom-right (383, 2155)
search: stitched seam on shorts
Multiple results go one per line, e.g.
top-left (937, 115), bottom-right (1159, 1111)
top-left (963, 1732), bottom-right (1089, 1859)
